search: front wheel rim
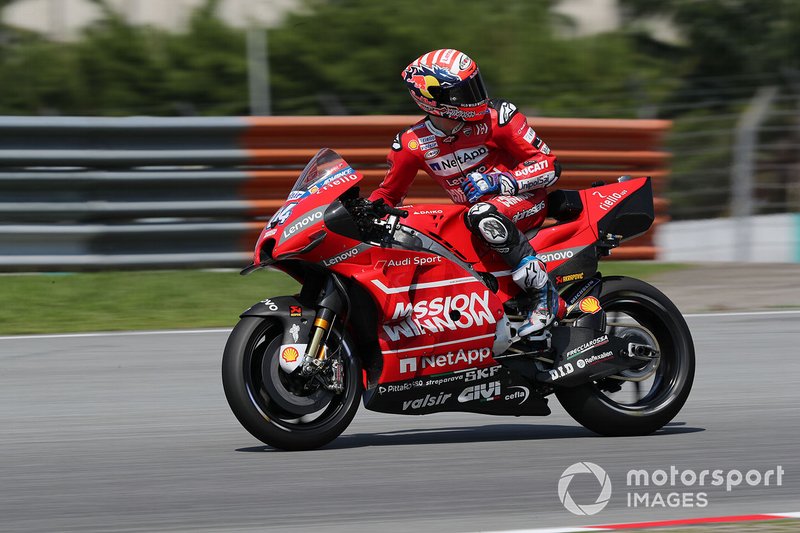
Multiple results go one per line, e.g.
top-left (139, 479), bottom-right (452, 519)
top-left (242, 321), bottom-right (356, 433)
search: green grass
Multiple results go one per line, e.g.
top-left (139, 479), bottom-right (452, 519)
top-left (597, 261), bottom-right (689, 279)
top-left (0, 270), bottom-right (300, 335)
top-left (0, 262), bottom-right (688, 335)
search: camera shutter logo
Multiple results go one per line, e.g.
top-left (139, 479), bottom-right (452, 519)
top-left (558, 462), bottom-right (612, 515)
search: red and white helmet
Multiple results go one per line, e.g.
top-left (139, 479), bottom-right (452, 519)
top-left (402, 49), bottom-right (489, 122)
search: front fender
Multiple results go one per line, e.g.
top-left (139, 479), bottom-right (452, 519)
top-left (241, 296), bottom-right (316, 348)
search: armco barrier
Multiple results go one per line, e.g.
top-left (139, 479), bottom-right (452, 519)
top-left (0, 116), bottom-right (670, 271)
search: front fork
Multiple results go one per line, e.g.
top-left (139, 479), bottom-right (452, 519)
top-left (300, 275), bottom-right (346, 385)
top-left (301, 307), bottom-right (335, 375)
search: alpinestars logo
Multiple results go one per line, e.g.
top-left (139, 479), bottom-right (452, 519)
top-left (391, 133), bottom-right (402, 151)
top-left (478, 217), bottom-right (508, 244)
top-left (497, 101), bottom-right (518, 126)
top-left (511, 201), bottom-right (546, 223)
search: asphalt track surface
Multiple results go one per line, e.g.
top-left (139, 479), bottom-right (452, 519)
top-left (1, 312), bottom-right (799, 532)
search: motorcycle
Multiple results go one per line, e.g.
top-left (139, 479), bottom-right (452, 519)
top-left (222, 148), bottom-right (695, 451)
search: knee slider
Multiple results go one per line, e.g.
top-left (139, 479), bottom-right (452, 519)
top-left (466, 203), bottom-right (515, 247)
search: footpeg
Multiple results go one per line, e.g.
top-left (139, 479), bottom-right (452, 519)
top-left (494, 329), bottom-right (552, 359)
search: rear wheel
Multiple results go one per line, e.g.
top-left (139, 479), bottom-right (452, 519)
top-left (556, 276), bottom-right (695, 436)
top-left (222, 316), bottom-right (362, 450)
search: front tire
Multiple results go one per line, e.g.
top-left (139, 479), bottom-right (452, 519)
top-left (222, 316), bottom-right (362, 450)
top-left (556, 276), bottom-right (695, 436)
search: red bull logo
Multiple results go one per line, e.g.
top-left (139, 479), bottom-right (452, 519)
top-left (405, 65), bottom-right (460, 99)
top-left (410, 74), bottom-right (439, 99)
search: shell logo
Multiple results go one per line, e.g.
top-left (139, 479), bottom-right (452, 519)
top-left (281, 346), bottom-right (300, 363)
top-left (579, 296), bottom-right (602, 314)
top-left (408, 139), bottom-right (419, 150)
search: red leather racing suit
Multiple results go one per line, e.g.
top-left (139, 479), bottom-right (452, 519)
top-left (369, 99), bottom-right (559, 237)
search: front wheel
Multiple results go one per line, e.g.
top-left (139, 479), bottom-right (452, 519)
top-left (556, 276), bottom-right (695, 436)
top-left (222, 316), bottom-right (362, 450)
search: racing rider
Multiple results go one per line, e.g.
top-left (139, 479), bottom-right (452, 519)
top-left (369, 48), bottom-right (561, 339)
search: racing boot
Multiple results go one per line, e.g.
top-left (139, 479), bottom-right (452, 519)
top-left (512, 255), bottom-right (559, 339)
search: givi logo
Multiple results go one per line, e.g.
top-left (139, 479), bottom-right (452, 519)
top-left (457, 381), bottom-right (500, 403)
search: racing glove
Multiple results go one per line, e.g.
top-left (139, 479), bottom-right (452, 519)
top-left (462, 172), bottom-right (515, 203)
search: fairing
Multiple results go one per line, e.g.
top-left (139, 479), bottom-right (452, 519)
top-left (245, 148), bottom-right (654, 416)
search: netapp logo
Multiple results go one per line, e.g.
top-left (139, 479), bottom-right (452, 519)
top-left (399, 347), bottom-right (492, 374)
top-left (426, 146), bottom-right (489, 177)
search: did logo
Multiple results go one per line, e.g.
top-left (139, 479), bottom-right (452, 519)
top-left (558, 462), bottom-right (612, 516)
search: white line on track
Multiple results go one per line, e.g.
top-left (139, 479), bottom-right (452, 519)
top-left (475, 511), bottom-right (800, 533)
top-left (0, 328), bottom-right (231, 341)
top-left (482, 526), bottom-right (602, 533)
top-left (684, 309), bottom-right (800, 318)
top-left (0, 309), bottom-right (798, 342)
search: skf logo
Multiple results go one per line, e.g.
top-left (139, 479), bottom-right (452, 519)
top-left (579, 297), bottom-right (601, 314)
top-left (281, 346), bottom-right (300, 363)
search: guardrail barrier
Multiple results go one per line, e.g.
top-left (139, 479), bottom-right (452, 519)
top-left (0, 116), bottom-right (670, 270)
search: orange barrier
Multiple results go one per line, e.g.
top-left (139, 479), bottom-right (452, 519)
top-left (240, 116), bottom-right (672, 260)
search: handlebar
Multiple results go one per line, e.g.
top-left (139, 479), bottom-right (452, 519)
top-left (370, 198), bottom-right (408, 219)
top-left (342, 196), bottom-right (408, 247)
top-left (385, 206), bottom-right (409, 218)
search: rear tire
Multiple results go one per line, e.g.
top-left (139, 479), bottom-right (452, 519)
top-left (556, 276), bottom-right (695, 436)
top-left (222, 316), bottom-right (362, 450)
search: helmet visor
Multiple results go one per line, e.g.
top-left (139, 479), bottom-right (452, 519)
top-left (435, 71), bottom-right (488, 108)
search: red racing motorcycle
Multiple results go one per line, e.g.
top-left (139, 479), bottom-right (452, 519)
top-left (222, 148), bottom-right (695, 450)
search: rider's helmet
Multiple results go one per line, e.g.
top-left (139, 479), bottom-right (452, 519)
top-left (402, 49), bottom-right (489, 122)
